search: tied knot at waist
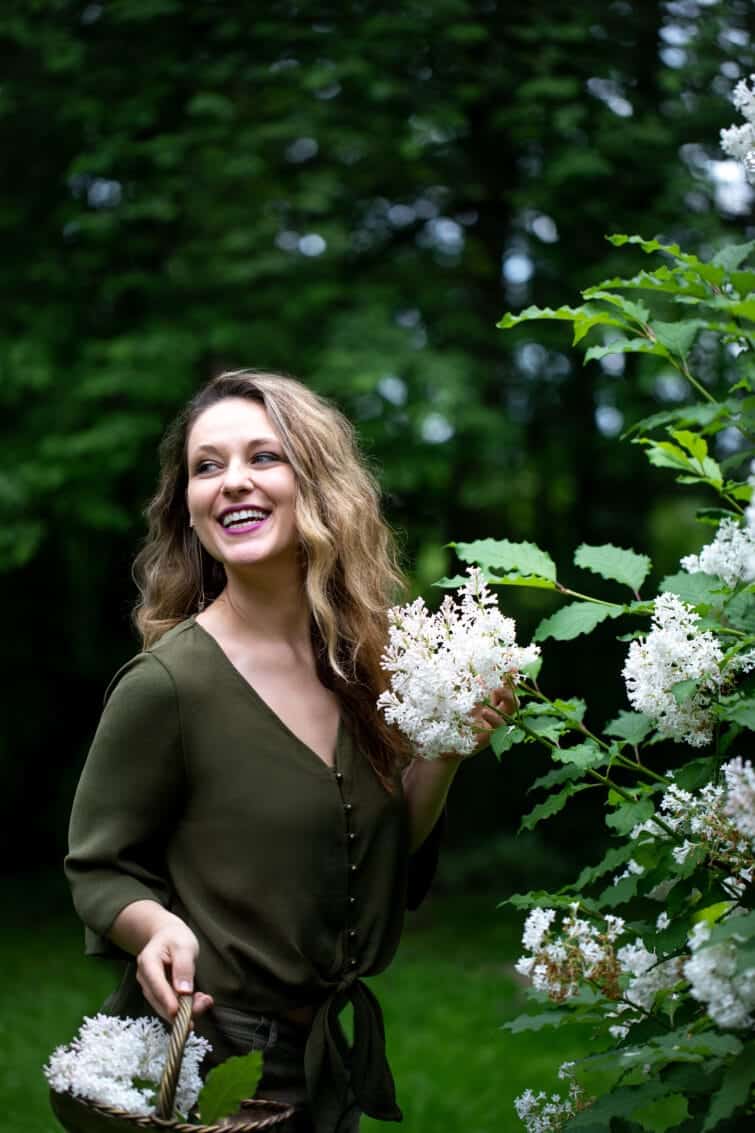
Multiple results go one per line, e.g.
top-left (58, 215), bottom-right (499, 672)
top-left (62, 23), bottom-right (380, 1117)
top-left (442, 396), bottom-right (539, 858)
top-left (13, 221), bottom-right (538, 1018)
top-left (304, 977), bottom-right (402, 1133)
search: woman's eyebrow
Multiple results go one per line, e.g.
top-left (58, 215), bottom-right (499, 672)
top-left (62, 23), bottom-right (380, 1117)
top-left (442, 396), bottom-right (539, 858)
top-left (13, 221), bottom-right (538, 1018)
top-left (192, 436), bottom-right (280, 455)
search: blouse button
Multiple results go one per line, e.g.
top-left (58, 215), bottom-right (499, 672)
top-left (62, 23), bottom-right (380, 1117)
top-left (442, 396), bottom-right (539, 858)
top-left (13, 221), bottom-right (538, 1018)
top-left (348, 929), bottom-right (357, 940)
top-left (335, 772), bottom-right (344, 783)
top-left (348, 896), bottom-right (356, 906)
top-left (347, 957), bottom-right (358, 969)
top-left (347, 832), bottom-right (357, 843)
top-left (343, 803), bottom-right (353, 813)
top-left (350, 864), bottom-right (358, 874)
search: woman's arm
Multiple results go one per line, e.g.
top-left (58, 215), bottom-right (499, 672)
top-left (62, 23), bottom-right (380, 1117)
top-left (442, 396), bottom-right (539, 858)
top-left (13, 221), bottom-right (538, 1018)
top-left (401, 684), bottom-right (516, 852)
top-left (110, 900), bottom-right (214, 1022)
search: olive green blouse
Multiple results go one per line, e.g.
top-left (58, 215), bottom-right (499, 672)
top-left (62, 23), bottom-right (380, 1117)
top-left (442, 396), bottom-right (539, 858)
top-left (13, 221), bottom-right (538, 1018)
top-left (65, 618), bottom-right (441, 1133)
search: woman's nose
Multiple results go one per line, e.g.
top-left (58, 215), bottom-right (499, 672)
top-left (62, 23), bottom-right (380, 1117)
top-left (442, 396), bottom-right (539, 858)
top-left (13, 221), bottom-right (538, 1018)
top-left (222, 460), bottom-right (254, 493)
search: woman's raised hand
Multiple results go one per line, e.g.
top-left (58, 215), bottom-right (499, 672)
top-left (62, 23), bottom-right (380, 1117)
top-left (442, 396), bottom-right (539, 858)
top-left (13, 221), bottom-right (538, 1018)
top-left (136, 921), bottom-right (215, 1022)
top-left (110, 899), bottom-right (214, 1022)
top-left (469, 683), bottom-right (518, 753)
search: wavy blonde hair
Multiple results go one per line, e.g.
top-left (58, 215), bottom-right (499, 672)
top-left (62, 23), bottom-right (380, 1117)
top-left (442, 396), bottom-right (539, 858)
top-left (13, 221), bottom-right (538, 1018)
top-left (133, 370), bottom-right (411, 783)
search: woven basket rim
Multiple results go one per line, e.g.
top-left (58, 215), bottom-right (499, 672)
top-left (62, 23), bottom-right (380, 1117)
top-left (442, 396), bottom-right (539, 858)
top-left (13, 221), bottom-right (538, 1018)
top-left (51, 1089), bottom-right (296, 1132)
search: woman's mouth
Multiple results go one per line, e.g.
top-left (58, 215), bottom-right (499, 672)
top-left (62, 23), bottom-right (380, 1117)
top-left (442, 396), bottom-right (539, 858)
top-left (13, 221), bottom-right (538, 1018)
top-left (217, 507), bottom-right (271, 535)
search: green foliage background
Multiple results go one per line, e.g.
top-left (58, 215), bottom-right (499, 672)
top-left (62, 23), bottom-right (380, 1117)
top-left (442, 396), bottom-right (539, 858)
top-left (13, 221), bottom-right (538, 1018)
top-left (2, 0), bottom-right (754, 877)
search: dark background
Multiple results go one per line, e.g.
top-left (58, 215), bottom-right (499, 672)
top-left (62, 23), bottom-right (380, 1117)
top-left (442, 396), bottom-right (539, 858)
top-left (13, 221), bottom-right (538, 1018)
top-left (3, 0), bottom-right (754, 888)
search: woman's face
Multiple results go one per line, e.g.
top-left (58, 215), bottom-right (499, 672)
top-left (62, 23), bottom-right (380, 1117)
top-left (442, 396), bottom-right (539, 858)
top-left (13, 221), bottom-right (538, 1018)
top-left (186, 397), bottom-right (299, 574)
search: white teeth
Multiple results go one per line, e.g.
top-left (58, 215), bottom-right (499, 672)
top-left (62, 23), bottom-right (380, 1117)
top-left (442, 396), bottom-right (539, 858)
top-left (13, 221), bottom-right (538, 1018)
top-left (221, 508), bottom-right (269, 527)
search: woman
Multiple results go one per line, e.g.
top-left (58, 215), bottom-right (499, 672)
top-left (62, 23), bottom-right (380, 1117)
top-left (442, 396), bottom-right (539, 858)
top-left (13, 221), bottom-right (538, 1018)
top-left (65, 370), bottom-right (511, 1133)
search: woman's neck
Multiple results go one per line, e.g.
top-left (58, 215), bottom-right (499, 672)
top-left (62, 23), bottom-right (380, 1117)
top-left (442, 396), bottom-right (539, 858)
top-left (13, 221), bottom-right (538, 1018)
top-left (203, 562), bottom-right (312, 650)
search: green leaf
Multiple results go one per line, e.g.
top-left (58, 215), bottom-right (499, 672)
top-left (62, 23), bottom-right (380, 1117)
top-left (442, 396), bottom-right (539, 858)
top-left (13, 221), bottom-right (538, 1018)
top-left (584, 337), bottom-right (667, 363)
top-left (534, 601), bottom-right (623, 642)
top-left (530, 762), bottom-right (588, 792)
top-left (582, 290), bottom-right (651, 325)
top-left (552, 741), bottom-right (604, 769)
top-left (631, 1092), bottom-right (689, 1132)
top-left (574, 543), bottom-right (651, 593)
top-left (497, 304), bottom-right (583, 330)
top-left (670, 429), bottom-right (708, 464)
top-left (671, 678), bottom-right (698, 705)
top-left (659, 571), bottom-right (726, 607)
top-left (519, 783), bottom-right (590, 832)
top-left (452, 538), bottom-right (557, 582)
top-left (197, 1050), bottom-right (263, 1125)
top-left (718, 696), bottom-right (755, 730)
top-left (712, 239), bottom-right (755, 272)
top-left (605, 797), bottom-right (654, 836)
top-left (651, 319), bottom-right (706, 356)
top-left (502, 1010), bottom-right (570, 1033)
top-left (491, 724), bottom-right (524, 757)
top-left (574, 843), bottom-right (639, 890)
top-left (605, 711), bottom-right (653, 745)
top-left (702, 1042), bottom-right (755, 1131)
top-left (567, 1081), bottom-right (671, 1131)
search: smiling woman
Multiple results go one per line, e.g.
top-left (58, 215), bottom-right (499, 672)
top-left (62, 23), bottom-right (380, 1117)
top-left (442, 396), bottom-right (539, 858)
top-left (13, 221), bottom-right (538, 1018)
top-left (62, 369), bottom-right (498, 1133)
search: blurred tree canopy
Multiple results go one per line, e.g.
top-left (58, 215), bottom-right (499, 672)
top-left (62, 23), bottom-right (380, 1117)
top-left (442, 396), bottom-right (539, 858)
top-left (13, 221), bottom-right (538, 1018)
top-left (2, 0), bottom-right (753, 865)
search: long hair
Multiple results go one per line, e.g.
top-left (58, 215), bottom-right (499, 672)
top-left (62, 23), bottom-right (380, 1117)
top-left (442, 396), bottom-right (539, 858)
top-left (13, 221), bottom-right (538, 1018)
top-left (132, 369), bottom-right (411, 784)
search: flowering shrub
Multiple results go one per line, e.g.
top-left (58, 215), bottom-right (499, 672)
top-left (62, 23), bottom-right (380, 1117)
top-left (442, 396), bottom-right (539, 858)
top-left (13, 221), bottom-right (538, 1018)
top-left (454, 226), bottom-right (755, 1128)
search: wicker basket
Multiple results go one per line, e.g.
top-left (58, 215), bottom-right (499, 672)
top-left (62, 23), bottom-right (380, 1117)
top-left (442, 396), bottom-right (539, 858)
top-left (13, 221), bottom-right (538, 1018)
top-left (49, 997), bottom-right (296, 1133)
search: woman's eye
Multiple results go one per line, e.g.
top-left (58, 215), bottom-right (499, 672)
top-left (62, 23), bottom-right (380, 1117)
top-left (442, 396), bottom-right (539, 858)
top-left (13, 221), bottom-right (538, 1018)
top-left (251, 451), bottom-right (282, 464)
top-left (194, 460), bottom-right (219, 474)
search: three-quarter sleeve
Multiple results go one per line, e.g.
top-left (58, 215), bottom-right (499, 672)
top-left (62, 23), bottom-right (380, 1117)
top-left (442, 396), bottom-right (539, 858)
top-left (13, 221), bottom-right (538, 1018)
top-left (65, 652), bottom-right (186, 955)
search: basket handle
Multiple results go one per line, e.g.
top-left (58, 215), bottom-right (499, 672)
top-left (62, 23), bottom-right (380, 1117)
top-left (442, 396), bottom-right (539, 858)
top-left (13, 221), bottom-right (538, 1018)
top-left (156, 993), bottom-right (194, 1119)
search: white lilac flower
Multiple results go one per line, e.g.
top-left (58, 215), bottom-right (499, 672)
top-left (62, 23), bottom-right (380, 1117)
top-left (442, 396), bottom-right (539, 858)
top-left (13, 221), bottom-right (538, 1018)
top-left (680, 518), bottom-right (755, 588)
top-left (656, 911), bottom-right (670, 931)
top-left (723, 757), bottom-right (755, 842)
top-left (377, 567), bottom-right (539, 758)
top-left (616, 938), bottom-right (682, 1012)
top-left (630, 760), bottom-right (754, 891)
top-left (515, 906), bottom-right (622, 1003)
top-left (43, 1014), bottom-right (210, 1117)
top-left (721, 74), bottom-right (755, 181)
top-left (622, 592), bottom-right (725, 747)
top-left (684, 919), bottom-right (755, 1030)
top-left (514, 1072), bottom-right (591, 1132)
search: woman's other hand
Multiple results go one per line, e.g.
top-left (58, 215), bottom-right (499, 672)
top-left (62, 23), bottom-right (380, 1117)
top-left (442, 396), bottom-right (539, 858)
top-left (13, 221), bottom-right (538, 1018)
top-left (110, 900), bottom-right (214, 1022)
top-left (468, 682), bottom-right (518, 754)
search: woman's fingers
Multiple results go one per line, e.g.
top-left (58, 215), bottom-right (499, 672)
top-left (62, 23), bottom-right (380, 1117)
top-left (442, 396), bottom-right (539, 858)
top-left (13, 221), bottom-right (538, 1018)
top-left (136, 932), bottom-right (201, 1022)
top-left (137, 945), bottom-right (181, 1021)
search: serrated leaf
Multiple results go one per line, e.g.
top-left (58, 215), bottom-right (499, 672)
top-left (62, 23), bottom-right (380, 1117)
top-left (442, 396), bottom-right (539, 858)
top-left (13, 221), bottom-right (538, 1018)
top-left (574, 843), bottom-right (639, 890)
top-left (574, 543), bottom-right (651, 593)
top-left (605, 797), bottom-right (654, 835)
top-left (567, 1081), bottom-right (670, 1130)
top-left (197, 1050), bottom-right (263, 1125)
top-left (519, 783), bottom-right (589, 831)
top-left (572, 307), bottom-right (633, 345)
top-left (711, 239), bottom-right (755, 272)
top-left (584, 337), bottom-right (667, 363)
top-left (670, 429), bottom-right (708, 463)
top-left (702, 1042), bottom-right (755, 1131)
top-left (651, 320), bottom-right (706, 356)
top-left (502, 1011), bottom-right (569, 1033)
top-left (497, 303), bottom-right (582, 330)
top-left (671, 678), bottom-right (698, 705)
top-left (453, 538), bottom-right (557, 581)
top-left (631, 1092), bottom-right (689, 1132)
top-left (530, 762), bottom-right (587, 793)
top-left (599, 872), bottom-right (642, 907)
top-left (718, 695), bottom-right (755, 730)
top-left (583, 290), bottom-right (651, 325)
top-left (625, 402), bottom-right (724, 436)
top-left (659, 571), bottom-right (726, 607)
top-left (552, 741), bottom-right (603, 769)
top-left (520, 713), bottom-right (567, 743)
top-left (491, 724), bottom-right (524, 757)
top-left (605, 711), bottom-right (653, 745)
top-left (641, 440), bottom-right (693, 472)
top-left (534, 601), bottom-right (623, 642)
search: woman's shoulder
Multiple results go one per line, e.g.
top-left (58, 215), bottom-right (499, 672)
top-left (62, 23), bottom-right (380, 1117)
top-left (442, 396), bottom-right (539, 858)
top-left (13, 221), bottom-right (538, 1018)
top-left (104, 619), bottom-right (205, 704)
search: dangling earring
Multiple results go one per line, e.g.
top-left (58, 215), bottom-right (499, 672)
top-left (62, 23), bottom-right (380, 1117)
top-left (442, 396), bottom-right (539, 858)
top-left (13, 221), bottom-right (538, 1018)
top-left (190, 527), bottom-right (206, 613)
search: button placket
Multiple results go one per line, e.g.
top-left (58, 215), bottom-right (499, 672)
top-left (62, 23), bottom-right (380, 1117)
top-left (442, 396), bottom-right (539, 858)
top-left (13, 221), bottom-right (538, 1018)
top-left (332, 764), bottom-right (358, 973)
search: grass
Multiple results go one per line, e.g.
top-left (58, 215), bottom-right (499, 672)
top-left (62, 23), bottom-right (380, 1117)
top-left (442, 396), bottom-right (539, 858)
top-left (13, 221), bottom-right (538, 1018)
top-left (2, 876), bottom-right (591, 1133)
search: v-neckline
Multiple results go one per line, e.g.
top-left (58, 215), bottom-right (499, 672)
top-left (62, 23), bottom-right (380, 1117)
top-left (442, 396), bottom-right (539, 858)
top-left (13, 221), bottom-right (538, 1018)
top-left (190, 616), bottom-right (342, 772)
